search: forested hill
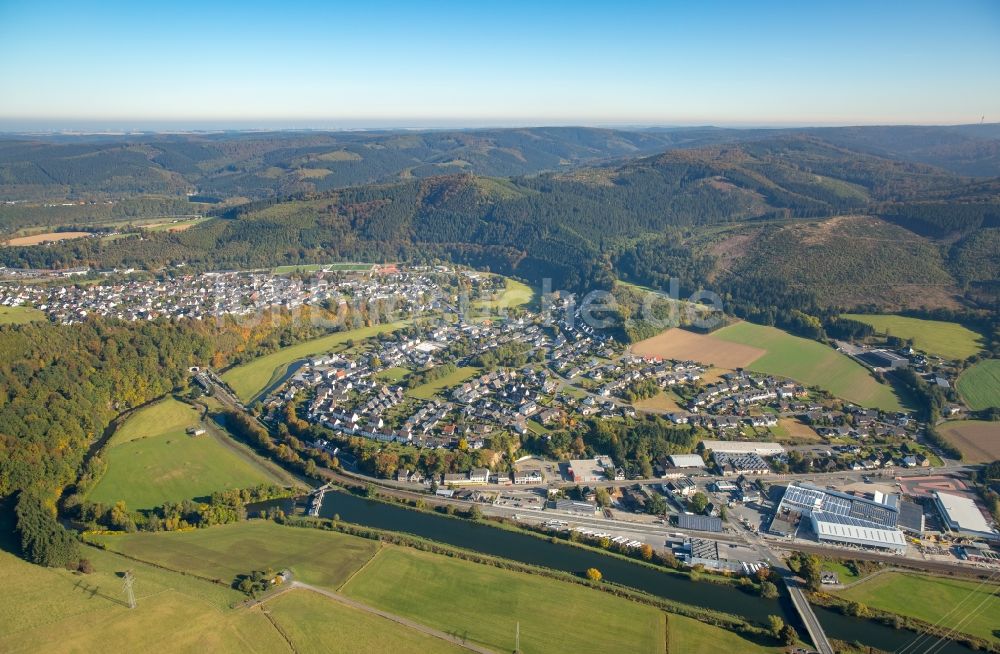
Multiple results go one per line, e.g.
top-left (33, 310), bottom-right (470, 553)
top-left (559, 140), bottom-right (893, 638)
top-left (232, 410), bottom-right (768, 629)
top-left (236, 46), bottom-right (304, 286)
top-left (5, 136), bottom-right (998, 314)
top-left (2, 123), bottom-right (1000, 201)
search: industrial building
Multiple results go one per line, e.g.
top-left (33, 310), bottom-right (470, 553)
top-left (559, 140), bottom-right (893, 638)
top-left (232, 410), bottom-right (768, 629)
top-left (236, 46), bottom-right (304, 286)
top-left (933, 491), bottom-right (995, 539)
top-left (773, 483), bottom-right (906, 553)
top-left (699, 440), bottom-right (785, 456)
top-left (677, 513), bottom-right (723, 533)
top-left (668, 454), bottom-right (706, 468)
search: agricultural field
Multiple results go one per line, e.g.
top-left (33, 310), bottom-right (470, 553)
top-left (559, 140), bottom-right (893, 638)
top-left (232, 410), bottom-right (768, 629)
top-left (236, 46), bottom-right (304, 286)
top-left (836, 572), bottom-right (1000, 644)
top-left (666, 614), bottom-right (784, 654)
top-left (221, 321), bottom-right (409, 402)
top-left (630, 327), bottom-right (766, 369)
top-left (144, 216), bottom-right (212, 232)
top-left (938, 420), bottom-right (1000, 463)
top-left (94, 521), bottom-right (380, 590)
top-left (713, 322), bottom-right (905, 411)
top-left (4, 230), bottom-right (93, 246)
top-left (841, 313), bottom-right (984, 360)
top-left (957, 359), bottom-right (1000, 410)
top-left (406, 366), bottom-right (479, 400)
top-left (264, 589), bottom-right (466, 654)
top-left (87, 398), bottom-right (287, 510)
top-left (341, 545), bottom-right (667, 654)
top-left (0, 305), bottom-right (46, 324)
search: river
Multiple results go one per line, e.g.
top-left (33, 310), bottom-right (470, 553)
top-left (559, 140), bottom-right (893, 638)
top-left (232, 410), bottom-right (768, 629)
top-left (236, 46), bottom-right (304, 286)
top-left (311, 491), bottom-right (977, 653)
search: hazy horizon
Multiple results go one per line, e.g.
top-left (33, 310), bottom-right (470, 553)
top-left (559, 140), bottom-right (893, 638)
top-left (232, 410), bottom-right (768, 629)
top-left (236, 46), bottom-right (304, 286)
top-left (2, 0), bottom-right (998, 127)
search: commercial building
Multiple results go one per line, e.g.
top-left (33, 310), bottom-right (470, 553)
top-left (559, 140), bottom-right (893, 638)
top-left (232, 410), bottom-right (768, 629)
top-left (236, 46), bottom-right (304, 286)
top-left (668, 454), bottom-right (706, 468)
top-left (677, 513), bottom-right (723, 533)
top-left (774, 483), bottom-right (906, 553)
top-left (933, 491), bottom-right (995, 539)
top-left (699, 440), bottom-right (785, 456)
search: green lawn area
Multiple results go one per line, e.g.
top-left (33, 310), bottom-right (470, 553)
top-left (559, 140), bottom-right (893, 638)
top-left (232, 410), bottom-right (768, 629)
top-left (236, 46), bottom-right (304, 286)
top-left (0, 305), bottom-right (45, 324)
top-left (474, 276), bottom-right (537, 310)
top-left (87, 398), bottom-right (286, 509)
top-left (837, 572), bottom-right (1000, 643)
top-left (713, 322), bottom-right (905, 411)
top-left (375, 366), bottom-right (411, 383)
top-left (842, 313), bottom-right (985, 361)
top-left (406, 366), bottom-right (479, 400)
top-left (146, 216), bottom-right (213, 232)
top-left (222, 321), bottom-right (409, 402)
top-left (957, 359), bottom-right (1000, 410)
top-left (341, 545), bottom-right (667, 654)
top-left (667, 614), bottom-right (784, 653)
top-left (0, 545), bottom-right (285, 654)
top-left (265, 589), bottom-right (466, 654)
top-left (94, 521), bottom-right (380, 591)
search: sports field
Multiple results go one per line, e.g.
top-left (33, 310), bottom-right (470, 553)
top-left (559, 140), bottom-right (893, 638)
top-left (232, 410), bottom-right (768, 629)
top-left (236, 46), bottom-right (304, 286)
top-left (837, 572), bottom-right (1000, 643)
top-left (713, 322), bottom-right (904, 411)
top-left (87, 398), bottom-right (286, 509)
top-left (938, 420), bottom-right (1000, 463)
top-left (957, 359), bottom-right (1000, 410)
top-left (406, 366), bottom-right (479, 400)
top-left (842, 313), bottom-right (984, 361)
top-left (94, 521), bottom-right (379, 590)
top-left (341, 545), bottom-right (667, 654)
top-left (667, 614), bottom-right (784, 653)
top-left (0, 305), bottom-right (45, 324)
top-left (222, 321), bottom-right (409, 402)
top-left (265, 589), bottom-right (466, 654)
top-left (631, 327), bottom-right (766, 369)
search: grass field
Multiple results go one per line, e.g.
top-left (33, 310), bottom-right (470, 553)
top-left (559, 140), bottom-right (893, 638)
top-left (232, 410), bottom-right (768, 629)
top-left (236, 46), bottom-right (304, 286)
top-left (4, 231), bottom-right (92, 245)
top-left (406, 366), bottom-right (479, 400)
top-left (87, 398), bottom-right (286, 509)
top-left (842, 313), bottom-right (985, 361)
top-left (0, 305), bottom-right (46, 324)
top-left (265, 589), bottom-right (466, 654)
top-left (938, 420), bottom-right (1000, 463)
top-left (634, 390), bottom-right (684, 413)
top-left (957, 359), bottom-right (1000, 410)
top-left (375, 366), bottom-right (410, 383)
top-left (222, 321), bottom-right (409, 402)
top-left (770, 417), bottom-right (822, 443)
top-left (631, 327), bottom-right (765, 369)
top-left (0, 545), bottom-right (284, 654)
top-left (474, 276), bottom-right (537, 310)
top-left (145, 216), bottom-right (212, 233)
top-left (94, 521), bottom-right (379, 590)
top-left (667, 614), bottom-right (783, 654)
top-left (713, 322), bottom-right (905, 411)
top-left (837, 572), bottom-right (1000, 643)
top-left (342, 545), bottom-right (667, 654)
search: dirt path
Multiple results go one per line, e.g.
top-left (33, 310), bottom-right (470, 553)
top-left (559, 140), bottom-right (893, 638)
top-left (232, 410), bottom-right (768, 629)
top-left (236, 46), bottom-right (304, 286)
top-left (268, 582), bottom-right (498, 654)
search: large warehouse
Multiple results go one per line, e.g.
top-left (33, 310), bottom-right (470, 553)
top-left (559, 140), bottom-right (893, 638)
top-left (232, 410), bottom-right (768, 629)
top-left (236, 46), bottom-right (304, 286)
top-left (933, 491), bottom-right (996, 539)
top-left (699, 440), bottom-right (785, 456)
top-left (774, 483), bottom-right (906, 553)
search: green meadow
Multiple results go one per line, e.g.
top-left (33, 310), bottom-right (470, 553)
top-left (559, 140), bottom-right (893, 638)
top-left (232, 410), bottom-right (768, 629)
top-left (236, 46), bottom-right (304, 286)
top-left (957, 359), bottom-right (1000, 410)
top-left (713, 321), bottom-right (905, 411)
top-left (87, 398), bottom-right (286, 510)
top-left (0, 306), bottom-right (46, 325)
top-left (842, 313), bottom-right (984, 360)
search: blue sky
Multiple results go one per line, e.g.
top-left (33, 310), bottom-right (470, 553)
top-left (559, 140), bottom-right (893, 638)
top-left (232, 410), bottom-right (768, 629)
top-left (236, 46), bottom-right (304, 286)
top-left (0, 0), bottom-right (998, 128)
